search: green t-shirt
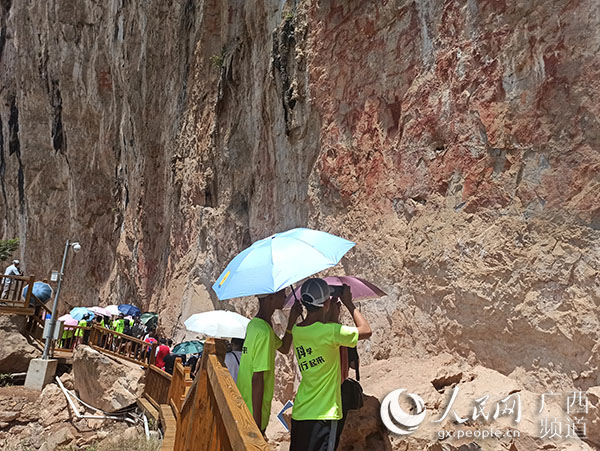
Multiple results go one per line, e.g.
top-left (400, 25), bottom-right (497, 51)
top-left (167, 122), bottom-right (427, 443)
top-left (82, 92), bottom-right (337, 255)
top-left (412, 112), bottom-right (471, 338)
top-left (236, 317), bottom-right (282, 431)
top-left (291, 322), bottom-right (359, 420)
top-left (75, 320), bottom-right (87, 337)
top-left (112, 319), bottom-right (124, 334)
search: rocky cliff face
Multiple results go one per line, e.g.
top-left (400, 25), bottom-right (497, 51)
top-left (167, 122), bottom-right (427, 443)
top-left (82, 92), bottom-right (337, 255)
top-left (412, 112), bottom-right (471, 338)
top-left (1, 0), bottom-right (599, 447)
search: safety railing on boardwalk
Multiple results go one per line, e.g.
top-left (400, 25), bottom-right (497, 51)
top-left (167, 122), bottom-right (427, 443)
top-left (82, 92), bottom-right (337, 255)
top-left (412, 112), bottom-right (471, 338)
top-left (144, 364), bottom-right (172, 409)
top-left (167, 359), bottom-right (193, 417)
top-left (167, 338), bottom-right (267, 451)
top-left (88, 324), bottom-right (157, 367)
top-left (54, 325), bottom-right (92, 352)
top-left (25, 294), bottom-right (52, 342)
top-left (0, 275), bottom-right (35, 313)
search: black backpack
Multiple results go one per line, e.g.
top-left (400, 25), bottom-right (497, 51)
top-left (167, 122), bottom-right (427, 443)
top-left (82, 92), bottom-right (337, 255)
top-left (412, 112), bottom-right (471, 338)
top-left (341, 347), bottom-right (363, 411)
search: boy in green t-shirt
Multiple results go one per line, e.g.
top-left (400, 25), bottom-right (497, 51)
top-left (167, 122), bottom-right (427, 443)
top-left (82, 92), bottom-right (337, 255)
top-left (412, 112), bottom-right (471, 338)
top-left (237, 289), bottom-right (302, 435)
top-left (290, 278), bottom-right (372, 451)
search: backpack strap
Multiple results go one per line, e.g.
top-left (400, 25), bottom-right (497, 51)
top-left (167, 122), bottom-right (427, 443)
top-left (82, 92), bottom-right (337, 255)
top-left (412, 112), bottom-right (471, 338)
top-left (347, 346), bottom-right (360, 381)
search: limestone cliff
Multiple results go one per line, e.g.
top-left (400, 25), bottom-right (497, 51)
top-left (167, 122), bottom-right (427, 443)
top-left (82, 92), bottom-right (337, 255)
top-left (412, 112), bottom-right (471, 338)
top-left (0, 0), bottom-right (599, 448)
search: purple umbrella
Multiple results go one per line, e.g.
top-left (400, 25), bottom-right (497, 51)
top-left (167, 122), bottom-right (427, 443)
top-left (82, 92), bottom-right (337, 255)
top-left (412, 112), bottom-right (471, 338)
top-left (285, 275), bottom-right (386, 307)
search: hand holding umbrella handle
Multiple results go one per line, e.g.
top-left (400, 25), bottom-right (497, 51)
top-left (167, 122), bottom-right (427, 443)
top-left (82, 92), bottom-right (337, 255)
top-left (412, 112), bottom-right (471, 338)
top-left (342, 285), bottom-right (372, 340)
top-left (340, 284), bottom-right (353, 307)
top-left (289, 300), bottom-right (303, 324)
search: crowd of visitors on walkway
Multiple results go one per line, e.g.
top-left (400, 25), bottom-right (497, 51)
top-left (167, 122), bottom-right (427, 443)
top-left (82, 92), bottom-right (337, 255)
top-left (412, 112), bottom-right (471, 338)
top-left (6, 227), bottom-right (371, 450)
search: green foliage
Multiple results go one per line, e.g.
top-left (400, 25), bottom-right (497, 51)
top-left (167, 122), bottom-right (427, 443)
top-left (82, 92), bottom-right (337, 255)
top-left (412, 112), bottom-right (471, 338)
top-left (209, 45), bottom-right (227, 69)
top-left (209, 54), bottom-right (224, 68)
top-left (0, 238), bottom-right (19, 262)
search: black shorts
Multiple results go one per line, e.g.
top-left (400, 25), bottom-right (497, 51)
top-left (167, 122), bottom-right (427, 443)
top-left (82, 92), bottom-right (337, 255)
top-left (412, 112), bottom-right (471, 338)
top-left (290, 419), bottom-right (339, 451)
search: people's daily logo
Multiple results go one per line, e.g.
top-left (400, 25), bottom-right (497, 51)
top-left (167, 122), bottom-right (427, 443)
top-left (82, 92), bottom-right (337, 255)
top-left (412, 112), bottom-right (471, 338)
top-left (380, 389), bottom-right (427, 435)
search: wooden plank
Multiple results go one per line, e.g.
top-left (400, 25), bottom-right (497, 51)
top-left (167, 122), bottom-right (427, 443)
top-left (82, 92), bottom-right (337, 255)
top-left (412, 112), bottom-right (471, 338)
top-left (148, 364), bottom-right (173, 381)
top-left (91, 324), bottom-right (150, 346)
top-left (169, 398), bottom-right (180, 420)
top-left (145, 393), bottom-right (161, 412)
top-left (160, 404), bottom-right (177, 451)
top-left (175, 376), bottom-right (198, 451)
top-left (206, 355), bottom-right (267, 451)
top-left (29, 294), bottom-right (51, 314)
top-left (89, 345), bottom-right (149, 367)
top-left (195, 375), bottom-right (215, 451)
top-left (0, 307), bottom-right (34, 315)
top-left (137, 396), bottom-right (160, 423)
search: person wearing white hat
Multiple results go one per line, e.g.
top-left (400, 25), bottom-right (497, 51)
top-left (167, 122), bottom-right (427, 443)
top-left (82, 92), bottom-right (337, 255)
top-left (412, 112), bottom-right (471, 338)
top-left (1, 259), bottom-right (22, 299)
top-left (290, 278), bottom-right (371, 451)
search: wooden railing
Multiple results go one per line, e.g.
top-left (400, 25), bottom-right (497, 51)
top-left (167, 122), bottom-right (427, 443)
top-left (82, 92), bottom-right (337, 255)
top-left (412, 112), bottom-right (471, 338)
top-left (144, 364), bottom-right (173, 409)
top-left (0, 275), bottom-right (35, 312)
top-left (169, 338), bottom-right (267, 451)
top-left (55, 325), bottom-right (92, 352)
top-left (24, 294), bottom-right (52, 342)
top-left (167, 359), bottom-right (193, 417)
top-left (89, 324), bottom-right (157, 367)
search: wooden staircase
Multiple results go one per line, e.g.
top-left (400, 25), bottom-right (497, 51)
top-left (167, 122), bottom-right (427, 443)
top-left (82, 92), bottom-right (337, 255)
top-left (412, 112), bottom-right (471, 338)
top-left (141, 338), bottom-right (268, 451)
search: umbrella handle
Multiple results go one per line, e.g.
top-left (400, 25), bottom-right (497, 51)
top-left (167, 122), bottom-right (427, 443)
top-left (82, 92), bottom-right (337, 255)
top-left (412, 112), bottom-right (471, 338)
top-left (290, 284), bottom-right (305, 321)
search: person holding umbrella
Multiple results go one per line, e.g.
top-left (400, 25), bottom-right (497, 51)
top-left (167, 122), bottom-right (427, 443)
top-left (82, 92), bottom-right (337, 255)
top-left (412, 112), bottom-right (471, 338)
top-left (290, 279), bottom-right (371, 451)
top-left (212, 228), bottom-right (357, 436)
top-left (237, 290), bottom-right (302, 437)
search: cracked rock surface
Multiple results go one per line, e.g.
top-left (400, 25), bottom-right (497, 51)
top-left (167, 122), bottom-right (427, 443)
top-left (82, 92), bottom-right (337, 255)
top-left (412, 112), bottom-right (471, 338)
top-left (0, 1), bottom-right (598, 448)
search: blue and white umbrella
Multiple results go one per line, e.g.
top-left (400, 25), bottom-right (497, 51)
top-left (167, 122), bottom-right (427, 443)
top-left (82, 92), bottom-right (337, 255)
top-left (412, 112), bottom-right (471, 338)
top-left (69, 307), bottom-right (95, 321)
top-left (212, 228), bottom-right (355, 300)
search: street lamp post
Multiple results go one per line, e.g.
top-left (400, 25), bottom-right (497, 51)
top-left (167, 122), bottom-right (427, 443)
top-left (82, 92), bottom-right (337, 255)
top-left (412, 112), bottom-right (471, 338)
top-left (41, 239), bottom-right (81, 360)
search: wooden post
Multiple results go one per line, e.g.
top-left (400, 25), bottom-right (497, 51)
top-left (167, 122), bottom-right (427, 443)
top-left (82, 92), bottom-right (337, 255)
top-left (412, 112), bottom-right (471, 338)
top-left (149, 342), bottom-right (157, 365)
top-left (23, 275), bottom-right (34, 307)
top-left (200, 338), bottom-right (227, 370)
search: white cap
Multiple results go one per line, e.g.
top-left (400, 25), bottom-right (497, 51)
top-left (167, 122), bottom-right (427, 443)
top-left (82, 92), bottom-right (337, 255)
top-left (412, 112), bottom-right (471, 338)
top-left (300, 278), bottom-right (333, 307)
top-left (12, 260), bottom-right (19, 265)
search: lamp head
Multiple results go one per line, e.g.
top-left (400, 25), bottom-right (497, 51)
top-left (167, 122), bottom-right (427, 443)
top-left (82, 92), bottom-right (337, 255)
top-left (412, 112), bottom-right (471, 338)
top-left (71, 242), bottom-right (81, 253)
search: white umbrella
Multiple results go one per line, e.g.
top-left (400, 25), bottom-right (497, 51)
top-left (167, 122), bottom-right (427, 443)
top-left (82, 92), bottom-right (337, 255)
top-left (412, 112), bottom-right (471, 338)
top-left (89, 306), bottom-right (111, 317)
top-left (104, 304), bottom-right (120, 316)
top-left (184, 310), bottom-right (250, 339)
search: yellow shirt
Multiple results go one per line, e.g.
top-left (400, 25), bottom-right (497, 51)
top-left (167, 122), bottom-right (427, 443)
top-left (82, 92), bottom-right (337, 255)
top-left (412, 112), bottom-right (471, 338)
top-left (236, 318), bottom-right (282, 431)
top-left (291, 322), bottom-right (358, 420)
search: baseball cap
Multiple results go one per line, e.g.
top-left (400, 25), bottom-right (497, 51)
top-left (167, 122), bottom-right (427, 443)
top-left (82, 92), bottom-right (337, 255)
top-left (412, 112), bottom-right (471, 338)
top-left (300, 278), bottom-right (333, 307)
top-left (12, 260), bottom-right (19, 265)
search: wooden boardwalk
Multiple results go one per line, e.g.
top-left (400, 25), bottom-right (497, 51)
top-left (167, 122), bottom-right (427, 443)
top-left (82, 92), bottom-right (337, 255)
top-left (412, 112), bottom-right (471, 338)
top-left (0, 275), bottom-right (36, 316)
top-left (0, 275), bottom-right (265, 450)
top-left (141, 338), bottom-right (268, 451)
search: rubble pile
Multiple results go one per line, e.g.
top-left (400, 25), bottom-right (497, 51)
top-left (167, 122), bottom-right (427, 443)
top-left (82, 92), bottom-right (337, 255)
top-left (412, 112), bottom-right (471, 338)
top-left (0, 383), bottom-right (150, 450)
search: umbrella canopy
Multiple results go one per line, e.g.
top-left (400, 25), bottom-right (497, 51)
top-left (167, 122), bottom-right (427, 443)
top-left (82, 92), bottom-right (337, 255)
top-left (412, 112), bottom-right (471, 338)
top-left (88, 306), bottom-right (111, 317)
top-left (184, 310), bottom-right (250, 339)
top-left (212, 228), bottom-right (355, 300)
top-left (118, 304), bottom-right (141, 316)
top-left (58, 314), bottom-right (78, 327)
top-left (285, 275), bottom-right (387, 307)
top-left (141, 312), bottom-right (158, 328)
top-left (69, 307), bottom-right (95, 321)
top-left (104, 305), bottom-right (121, 316)
top-left (22, 282), bottom-right (53, 303)
top-left (172, 340), bottom-right (204, 355)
